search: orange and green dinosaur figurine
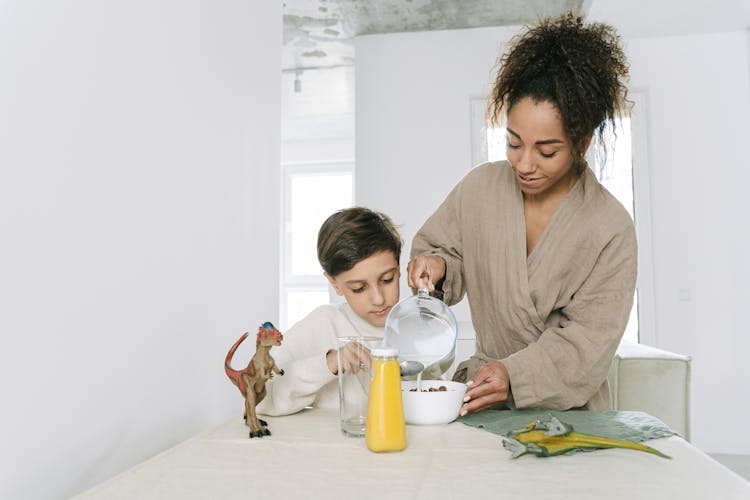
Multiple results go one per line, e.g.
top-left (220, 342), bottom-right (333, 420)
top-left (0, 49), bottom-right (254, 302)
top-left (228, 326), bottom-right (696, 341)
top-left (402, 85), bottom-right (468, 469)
top-left (225, 322), bottom-right (285, 438)
top-left (501, 415), bottom-right (671, 459)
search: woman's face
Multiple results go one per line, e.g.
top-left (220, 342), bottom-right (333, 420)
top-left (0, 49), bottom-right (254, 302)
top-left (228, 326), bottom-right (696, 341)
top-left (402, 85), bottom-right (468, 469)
top-left (325, 250), bottom-right (401, 327)
top-left (505, 97), bottom-right (578, 198)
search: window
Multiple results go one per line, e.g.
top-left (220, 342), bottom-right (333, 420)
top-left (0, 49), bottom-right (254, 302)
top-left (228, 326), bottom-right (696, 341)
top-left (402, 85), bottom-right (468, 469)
top-left (592, 117), bottom-right (639, 344)
top-left (280, 162), bottom-right (353, 330)
top-left (471, 95), bottom-right (654, 344)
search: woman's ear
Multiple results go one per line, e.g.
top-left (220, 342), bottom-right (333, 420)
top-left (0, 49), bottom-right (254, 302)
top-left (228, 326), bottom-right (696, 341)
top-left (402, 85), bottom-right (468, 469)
top-left (579, 131), bottom-right (594, 154)
top-left (324, 272), bottom-right (343, 296)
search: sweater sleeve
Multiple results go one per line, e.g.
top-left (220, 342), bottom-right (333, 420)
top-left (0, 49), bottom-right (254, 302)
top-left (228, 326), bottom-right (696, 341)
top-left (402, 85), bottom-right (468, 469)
top-left (410, 180), bottom-right (466, 306)
top-left (501, 224), bottom-right (638, 410)
top-left (256, 307), bottom-right (338, 416)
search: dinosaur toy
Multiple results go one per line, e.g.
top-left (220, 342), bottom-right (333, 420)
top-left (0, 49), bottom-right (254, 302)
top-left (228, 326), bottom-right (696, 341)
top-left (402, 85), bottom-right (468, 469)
top-left (501, 415), bottom-right (671, 459)
top-left (225, 322), bottom-right (285, 438)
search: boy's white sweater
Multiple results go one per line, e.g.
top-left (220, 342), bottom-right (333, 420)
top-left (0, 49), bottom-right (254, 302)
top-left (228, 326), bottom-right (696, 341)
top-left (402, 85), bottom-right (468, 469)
top-left (256, 302), bottom-right (384, 416)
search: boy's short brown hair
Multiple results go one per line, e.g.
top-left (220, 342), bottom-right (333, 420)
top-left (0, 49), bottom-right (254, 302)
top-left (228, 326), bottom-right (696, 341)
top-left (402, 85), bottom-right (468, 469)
top-left (317, 207), bottom-right (402, 277)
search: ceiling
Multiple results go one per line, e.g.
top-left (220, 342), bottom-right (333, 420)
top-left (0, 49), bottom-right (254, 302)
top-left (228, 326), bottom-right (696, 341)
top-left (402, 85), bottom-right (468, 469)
top-left (282, 0), bottom-right (750, 72)
top-left (282, 0), bottom-right (583, 71)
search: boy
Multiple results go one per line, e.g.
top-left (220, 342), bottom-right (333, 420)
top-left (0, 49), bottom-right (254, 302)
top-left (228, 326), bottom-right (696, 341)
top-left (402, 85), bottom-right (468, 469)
top-left (256, 206), bottom-right (402, 416)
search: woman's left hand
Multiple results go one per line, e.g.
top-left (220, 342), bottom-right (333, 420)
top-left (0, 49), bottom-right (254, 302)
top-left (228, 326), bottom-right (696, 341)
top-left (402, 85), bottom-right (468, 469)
top-left (459, 361), bottom-right (510, 415)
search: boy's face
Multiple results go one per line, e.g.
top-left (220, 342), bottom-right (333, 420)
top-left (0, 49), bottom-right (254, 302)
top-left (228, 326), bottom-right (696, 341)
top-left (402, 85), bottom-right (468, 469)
top-left (325, 250), bottom-right (401, 328)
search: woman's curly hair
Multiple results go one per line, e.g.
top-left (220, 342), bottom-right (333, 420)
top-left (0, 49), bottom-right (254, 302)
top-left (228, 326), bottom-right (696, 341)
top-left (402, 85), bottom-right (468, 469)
top-left (487, 12), bottom-right (630, 157)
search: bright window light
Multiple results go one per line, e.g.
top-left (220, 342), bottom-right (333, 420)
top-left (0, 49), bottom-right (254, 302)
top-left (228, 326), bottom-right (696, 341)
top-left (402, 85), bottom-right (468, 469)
top-left (290, 172), bottom-right (353, 276)
top-left (281, 165), bottom-right (353, 330)
top-left (594, 117), bottom-right (637, 344)
top-left (486, 126), bottom-right (507, 162)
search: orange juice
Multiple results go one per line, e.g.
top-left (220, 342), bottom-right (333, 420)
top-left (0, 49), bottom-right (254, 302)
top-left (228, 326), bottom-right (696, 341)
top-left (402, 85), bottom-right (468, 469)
top-left (365, 348), bottom-right (406, 452)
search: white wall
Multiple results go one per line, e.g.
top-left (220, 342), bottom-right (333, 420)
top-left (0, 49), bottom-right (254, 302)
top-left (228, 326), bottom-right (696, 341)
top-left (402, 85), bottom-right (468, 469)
top-left (356, 26), bottom-right (517, 321)
top-left (281, 66), bottom-right (355, 163)
top-left (0, 1), bottom-right (282, 498)
top-left (626, 31), bottom-right (750, 454)
top-left (355, 27), bottom-right (750, 454)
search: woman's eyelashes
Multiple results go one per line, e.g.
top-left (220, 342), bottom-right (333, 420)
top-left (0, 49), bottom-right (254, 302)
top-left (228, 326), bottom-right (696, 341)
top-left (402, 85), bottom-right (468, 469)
top-left (506, 141), bottom-right (558, 158)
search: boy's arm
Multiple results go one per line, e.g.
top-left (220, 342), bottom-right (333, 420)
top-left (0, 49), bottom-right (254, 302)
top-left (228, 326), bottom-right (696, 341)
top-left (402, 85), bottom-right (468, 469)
top-left (256, 307), bottom-right (337, 416)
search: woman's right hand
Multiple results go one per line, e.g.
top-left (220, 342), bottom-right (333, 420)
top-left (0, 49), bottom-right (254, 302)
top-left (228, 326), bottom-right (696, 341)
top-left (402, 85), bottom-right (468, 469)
top-left (406, 255), bottom-right (446, 292)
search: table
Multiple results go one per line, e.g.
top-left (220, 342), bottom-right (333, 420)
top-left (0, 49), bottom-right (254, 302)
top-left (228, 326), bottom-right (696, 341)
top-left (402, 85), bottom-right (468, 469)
top-left (75, 408), bottom-right (750, 499)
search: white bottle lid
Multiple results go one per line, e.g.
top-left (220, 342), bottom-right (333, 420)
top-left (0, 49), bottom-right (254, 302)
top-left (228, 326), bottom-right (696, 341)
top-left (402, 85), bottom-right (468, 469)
top-left (371, 347), bottom-right (398, 357)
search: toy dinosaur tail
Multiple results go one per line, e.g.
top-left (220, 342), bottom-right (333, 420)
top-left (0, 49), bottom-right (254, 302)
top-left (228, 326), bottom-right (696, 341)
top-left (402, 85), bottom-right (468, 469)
top-left (225, 332), bottom-right (249, 383)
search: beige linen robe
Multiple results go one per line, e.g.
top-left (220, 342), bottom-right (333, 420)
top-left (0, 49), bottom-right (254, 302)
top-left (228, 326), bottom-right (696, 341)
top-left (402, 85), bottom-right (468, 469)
top-left (412, 161), bottom-right (637, 411)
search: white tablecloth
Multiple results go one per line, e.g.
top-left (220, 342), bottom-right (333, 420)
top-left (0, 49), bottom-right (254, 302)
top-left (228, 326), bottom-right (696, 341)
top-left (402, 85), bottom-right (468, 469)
top-left (75, 408), bottom-right (750, 500)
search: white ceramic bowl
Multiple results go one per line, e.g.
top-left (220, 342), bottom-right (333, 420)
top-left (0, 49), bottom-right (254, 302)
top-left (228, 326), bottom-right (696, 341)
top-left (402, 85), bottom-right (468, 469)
top-left (401, 380), bottom-right (467, 425)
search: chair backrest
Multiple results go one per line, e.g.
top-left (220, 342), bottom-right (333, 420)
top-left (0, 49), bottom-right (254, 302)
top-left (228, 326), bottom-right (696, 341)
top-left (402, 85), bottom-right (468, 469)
top-left (608, 340), bottom-right (692, 440)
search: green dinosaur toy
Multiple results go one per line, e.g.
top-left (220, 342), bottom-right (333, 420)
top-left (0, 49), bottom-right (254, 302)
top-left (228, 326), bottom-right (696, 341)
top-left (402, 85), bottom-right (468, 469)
top-left (501, 415), bottom-right (671, 459)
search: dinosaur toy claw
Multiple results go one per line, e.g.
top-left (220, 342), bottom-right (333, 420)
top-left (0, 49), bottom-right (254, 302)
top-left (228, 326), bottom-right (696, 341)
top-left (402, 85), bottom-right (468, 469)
top-left (501, 436), bottom-right (529, 458)
top-left (542, 416), bottom-right (573, 437)
top-left (250, 428), bottom-right (271, 438)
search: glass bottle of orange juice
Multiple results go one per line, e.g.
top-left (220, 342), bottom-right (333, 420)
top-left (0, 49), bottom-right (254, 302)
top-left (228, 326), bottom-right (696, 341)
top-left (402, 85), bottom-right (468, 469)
top-left (365, 347), bottom-right (406, 452)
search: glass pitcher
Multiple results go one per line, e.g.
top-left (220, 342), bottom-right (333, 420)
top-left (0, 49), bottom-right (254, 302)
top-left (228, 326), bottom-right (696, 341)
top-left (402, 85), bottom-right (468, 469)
top-left (383, 288), bottom-right (458, 380)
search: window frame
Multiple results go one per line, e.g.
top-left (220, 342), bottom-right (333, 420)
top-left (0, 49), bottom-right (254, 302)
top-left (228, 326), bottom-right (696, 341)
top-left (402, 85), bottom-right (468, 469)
top-left (628, 89), bottom-right (657, 346)
top-left (279, 159), bottom-right (354, 330)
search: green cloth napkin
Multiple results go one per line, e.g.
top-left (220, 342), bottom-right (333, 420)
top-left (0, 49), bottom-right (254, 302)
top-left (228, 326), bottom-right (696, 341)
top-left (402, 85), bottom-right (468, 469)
top-left (457, 409), bottom-right (677, 442)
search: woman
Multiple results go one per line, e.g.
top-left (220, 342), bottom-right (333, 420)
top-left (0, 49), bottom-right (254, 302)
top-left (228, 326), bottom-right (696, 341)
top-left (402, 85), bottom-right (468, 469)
top-left (407, 12), bottom-right (635, 413)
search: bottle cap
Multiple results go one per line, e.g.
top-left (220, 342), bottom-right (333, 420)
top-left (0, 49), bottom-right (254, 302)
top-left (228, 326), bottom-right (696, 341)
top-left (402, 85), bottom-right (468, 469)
top-left (371, 347), bottom-right (398, 357)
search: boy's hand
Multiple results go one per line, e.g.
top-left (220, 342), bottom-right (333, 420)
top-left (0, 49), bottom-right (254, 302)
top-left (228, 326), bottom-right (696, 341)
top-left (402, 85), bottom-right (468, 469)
top-left (326, 349), bottom-right (338, 374)
top-left (327, 342), bottom-right (372, 375)
top-left (407, 255), bottom-right (446, 292)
